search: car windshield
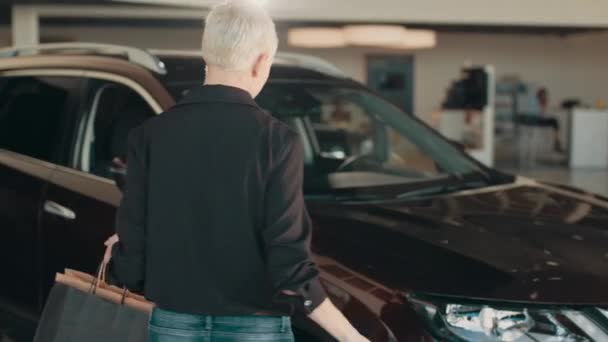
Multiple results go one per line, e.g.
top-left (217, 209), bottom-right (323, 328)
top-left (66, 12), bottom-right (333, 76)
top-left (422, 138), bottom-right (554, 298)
top-left (158, 57), bottom-right (490, 199)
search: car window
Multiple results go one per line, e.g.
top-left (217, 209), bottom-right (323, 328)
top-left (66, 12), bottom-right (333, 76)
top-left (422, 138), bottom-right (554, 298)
top-left (315, 98), bottom-right (439, 174)
top-left (0, 76), bottom-right (80, 163)
top-left (74, 80), bottom-right (155, 179)
top-left (156, 56), bottom-right (206, 101)
top-left (256, 83), bottom-right (479, 180)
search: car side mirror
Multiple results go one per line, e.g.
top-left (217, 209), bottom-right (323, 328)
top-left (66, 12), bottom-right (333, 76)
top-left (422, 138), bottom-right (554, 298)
top-left (110, 166), bottom-right (127, 192)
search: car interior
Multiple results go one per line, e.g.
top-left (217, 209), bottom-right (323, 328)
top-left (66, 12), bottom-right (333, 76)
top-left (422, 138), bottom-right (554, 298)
top-left (78, 83), bottom-right (154, 179)
top-left (257, 84), bottom-right (439, 176)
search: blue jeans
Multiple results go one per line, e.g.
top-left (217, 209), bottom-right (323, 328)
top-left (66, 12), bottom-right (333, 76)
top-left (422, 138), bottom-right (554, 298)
top-left (149, 308), bottom-right (295, 342)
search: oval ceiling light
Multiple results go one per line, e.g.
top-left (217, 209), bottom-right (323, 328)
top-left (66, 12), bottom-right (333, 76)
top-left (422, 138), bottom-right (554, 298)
top-left (288, 28), bottom-right (347, 48)
top-left (393, 29), bottom-right (437, 49)
top-left (344, 25), bottom-right (407, 47)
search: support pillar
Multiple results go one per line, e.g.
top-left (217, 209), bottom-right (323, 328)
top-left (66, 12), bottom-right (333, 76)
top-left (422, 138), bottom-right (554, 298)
top-left (11, 6), bottom-right (39, 46)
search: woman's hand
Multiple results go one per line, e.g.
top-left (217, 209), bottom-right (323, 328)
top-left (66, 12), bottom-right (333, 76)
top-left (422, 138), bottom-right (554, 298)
top-left (103, 234), bottom-right (119, 264)
top-left (308, 298), bottom-right (370, 342)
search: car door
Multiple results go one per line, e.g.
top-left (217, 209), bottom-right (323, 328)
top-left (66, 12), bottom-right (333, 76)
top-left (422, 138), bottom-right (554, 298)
top-left (0, 74), bottom-right (82, 316)
top-left (39, 76), bottom-right (158, 302)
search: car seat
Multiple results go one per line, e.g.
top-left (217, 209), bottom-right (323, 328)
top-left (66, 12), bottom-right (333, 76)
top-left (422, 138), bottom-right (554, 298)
top-left (91, 85), bottom-right (152, 178)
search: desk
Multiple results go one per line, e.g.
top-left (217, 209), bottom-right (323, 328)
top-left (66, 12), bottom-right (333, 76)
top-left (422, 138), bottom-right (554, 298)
top-left (438, 108), bottom-right (494, 167)
top-left (569, 108), bottom-right (608, 168)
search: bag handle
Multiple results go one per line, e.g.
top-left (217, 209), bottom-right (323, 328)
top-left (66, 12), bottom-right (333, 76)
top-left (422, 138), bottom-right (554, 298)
top-left (88, 262), bottom-right (105, 294)
top-left (89, 261), bottom-right (129, 305)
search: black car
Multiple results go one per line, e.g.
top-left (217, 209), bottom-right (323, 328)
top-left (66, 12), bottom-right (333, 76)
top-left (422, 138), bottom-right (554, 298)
top-left (1, 43), bottom-right (608, 341)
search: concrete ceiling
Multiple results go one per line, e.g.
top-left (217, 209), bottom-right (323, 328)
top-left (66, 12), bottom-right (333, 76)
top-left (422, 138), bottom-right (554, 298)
top-left (105, 0), bottom-right (608, 28)
top-left (2, 0), bottom-right (608, 31)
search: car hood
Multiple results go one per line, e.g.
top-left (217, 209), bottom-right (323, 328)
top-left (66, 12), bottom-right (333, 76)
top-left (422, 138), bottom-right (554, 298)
top-left (308, 179), bottom-right (608, 305)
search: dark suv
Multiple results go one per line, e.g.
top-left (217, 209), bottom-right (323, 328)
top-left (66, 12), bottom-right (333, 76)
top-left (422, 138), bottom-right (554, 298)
top-left (1, 43), bottom-right (608, 342)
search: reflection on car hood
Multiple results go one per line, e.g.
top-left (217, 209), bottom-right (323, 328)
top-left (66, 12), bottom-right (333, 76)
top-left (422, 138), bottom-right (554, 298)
top-left (308, 179), bottom-right (608, 305)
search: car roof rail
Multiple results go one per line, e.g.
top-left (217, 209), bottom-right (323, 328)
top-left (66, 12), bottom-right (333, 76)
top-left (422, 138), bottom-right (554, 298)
top-left (144, 49), bottom-right (346, 78)
top-left (274, 52), bottom-right (347, 78)
top-left (0, 43), bottom-right (167, 75)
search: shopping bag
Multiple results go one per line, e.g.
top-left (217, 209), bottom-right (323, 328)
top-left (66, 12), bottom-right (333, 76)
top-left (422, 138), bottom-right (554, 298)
top-left (33, 264), bottom-right (154, 342)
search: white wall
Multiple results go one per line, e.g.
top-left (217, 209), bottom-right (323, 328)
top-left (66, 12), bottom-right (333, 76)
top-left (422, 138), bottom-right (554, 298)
top-left (566, 32), bottom-right (608, 107)
top-left (16, 26), bottom-right (608, 122)
top-left (285, 31), bottom-right (608, 121)
top-left (0, 27), bottom-right (10, 47)
top-left (42, 26), bottom-right (203, 50)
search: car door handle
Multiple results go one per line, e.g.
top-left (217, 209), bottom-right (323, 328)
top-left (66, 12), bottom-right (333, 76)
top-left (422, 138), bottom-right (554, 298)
top-left (44, 201), bottom-right (76, 220)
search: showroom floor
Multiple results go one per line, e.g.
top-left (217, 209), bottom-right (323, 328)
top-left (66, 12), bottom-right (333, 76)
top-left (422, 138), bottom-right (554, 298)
top-left (506, 167), bottom-right (608, 197)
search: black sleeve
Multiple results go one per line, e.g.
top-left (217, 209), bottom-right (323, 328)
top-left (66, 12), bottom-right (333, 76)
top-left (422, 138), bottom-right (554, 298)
top-left (107, 127), bottom-right (147, 292)
top-left (263, 132), bottom-right (327, 314)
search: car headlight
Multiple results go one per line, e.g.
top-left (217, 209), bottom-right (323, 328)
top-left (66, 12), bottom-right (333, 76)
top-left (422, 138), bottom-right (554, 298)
top-left (407, 293), bottom-right (608, 341)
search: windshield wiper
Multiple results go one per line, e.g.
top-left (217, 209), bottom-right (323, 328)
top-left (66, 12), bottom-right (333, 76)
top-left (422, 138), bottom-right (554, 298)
top-left (396, 173), bottom-right (489, 199)
top-left (321, 172), bottom-right (490, 202)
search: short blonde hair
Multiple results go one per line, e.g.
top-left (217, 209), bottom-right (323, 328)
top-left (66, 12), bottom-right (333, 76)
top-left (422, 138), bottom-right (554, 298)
top-left (202, 0), bottom-right (278, 71)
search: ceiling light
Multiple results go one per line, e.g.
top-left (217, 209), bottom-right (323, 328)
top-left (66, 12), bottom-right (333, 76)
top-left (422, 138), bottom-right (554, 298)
top-left (288, 25), bottom-right (437, 50)
top-left (288, 28), bottom-right (347, 48)
top-left (343, 25), bottom-right (407, 47)
top-left (391, 29), bottom-right (437, 49)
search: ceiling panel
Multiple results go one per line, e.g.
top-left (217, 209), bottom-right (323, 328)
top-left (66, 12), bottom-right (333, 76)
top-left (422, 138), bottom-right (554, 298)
top-left (2, 0), bottom-right (608, 32)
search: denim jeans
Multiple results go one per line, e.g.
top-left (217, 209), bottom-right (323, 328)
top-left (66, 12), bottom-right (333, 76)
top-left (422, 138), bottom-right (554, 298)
top-left (149, 308), bottom-right (295, 342)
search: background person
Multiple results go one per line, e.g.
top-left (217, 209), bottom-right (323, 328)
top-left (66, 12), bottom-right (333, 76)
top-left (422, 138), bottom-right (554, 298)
top-left (536, 88), bottom-right (564, 153)
top-left (103, 1), bottom-right (368, 341)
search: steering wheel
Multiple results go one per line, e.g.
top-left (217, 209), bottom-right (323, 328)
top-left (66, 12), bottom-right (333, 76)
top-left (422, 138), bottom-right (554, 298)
top-left (337, 154), bottom-right (382, 172)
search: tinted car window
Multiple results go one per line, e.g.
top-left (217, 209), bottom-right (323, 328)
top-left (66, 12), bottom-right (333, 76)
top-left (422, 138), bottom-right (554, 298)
top-left (157, 56), bottom-right (206, 100)
top-left (0, 76), bottom-right (79, 162)
top-left (74, 81), bottom-right (155, 179)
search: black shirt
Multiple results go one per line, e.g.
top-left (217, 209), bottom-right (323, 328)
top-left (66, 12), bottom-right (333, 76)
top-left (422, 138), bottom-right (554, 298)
top-left (108, 85), bottom-right (327, 316)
